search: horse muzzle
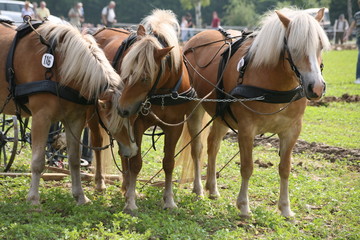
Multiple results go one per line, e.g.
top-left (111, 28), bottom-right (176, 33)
top-left (304, 80), bottom-right (326, 100)
top-left (117, 101), bottom-right (143, 118)
top-left (119, 142), bottom-right (138, 158)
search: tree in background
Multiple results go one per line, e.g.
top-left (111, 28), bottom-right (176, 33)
top-left (223, 0), bottom-right (258, 28)
top-left (180, 0), bottom-right (210, 27)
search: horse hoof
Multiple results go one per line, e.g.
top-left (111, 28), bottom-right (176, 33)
top-left (27, 196), bottom-right (40, 205)
top-left (95, 185), bottom-right (107, 192)
top-left (239, 213), bottom-right (252, 220)
top-left (163, 203), bottom-right (178, 210)
top-left (123, 207), bottom-right (138, 216)
top-left (76, 196), bottom-right (91, 205)
top-left (208, 193), bottom-right (220, 200)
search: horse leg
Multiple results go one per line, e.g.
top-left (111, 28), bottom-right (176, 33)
top-left (64, 117), bottom-right (90, 205)
top-left (27, 114), bottom-right (51, 205)
top-left (277, 129), bottom-right (300, 218)
top-left (162, 125), bottom-right (183, 209)
top-left (122, 123), bottom-right (144, 213)
top-left (186, 106), bottom-right (205, 196)
top-left (205, 119), bottom-right (229, 199)
top-left (236, 131), bottom-right (255, 217)
top-left (88, 118), bottom-right (106, 191)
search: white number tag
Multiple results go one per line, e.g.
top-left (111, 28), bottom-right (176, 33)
top-left (42, 53), bottom-right (54, 68)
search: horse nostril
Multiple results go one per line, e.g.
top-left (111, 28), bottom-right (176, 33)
top-left (308, 83), bottom-right (313, 93)
top-left (118, 109), bottom-right (129, 118)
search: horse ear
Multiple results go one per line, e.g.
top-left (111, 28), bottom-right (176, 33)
top-left (315, 8), bottom-right (325, 22)
top-left (137, 25), bottom-right (146, 37)
top-left (275, 10), bottom-right (290, 28)
top-left (154, 46), bottom-right (174, 62)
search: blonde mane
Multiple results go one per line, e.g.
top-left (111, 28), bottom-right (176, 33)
top-left (121, 9), bottom-right (181, 86)
top-left (37, 22), bottom-right (124, 129)
top-left (248, 8), bottom-right (330, 68)
top-left (37, 22), bottom-right (121, 99)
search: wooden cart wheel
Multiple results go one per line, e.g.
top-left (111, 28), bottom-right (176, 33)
top-left (0, 115), bottom-right (19, 172)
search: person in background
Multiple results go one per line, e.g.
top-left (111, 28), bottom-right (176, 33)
top-left (180, 16), bottom-right (189, 43)
top-left (185, 12), bottom-right (194, 38)
top-left (334, 14), bottom-right (349, 45)
top-left (68, 2), bottom-right (84, 28)
top-left (32, 2), bottom-right (38, 16)
top-left (36, 1), bottom-right (50, 21)
top-left (21, 1), bottom-right (35, 19)
top-left (211, 11), bottom-right (220, 29)
top-left (101, 1), bottom-right (117, 27)
top-left (344, 0), bottom-right (360, 84)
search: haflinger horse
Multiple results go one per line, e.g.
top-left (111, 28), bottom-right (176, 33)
top-left (183, 8), bottom-right (330, 217)
top-left (96, 9), bottom-right (205, 213)
top-left (0, 20), bottom-right (137, 205)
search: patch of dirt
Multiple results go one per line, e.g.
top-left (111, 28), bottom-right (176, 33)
top-left (225, 132), bottom-right (360, 171)
top-left (308, 94), bottom-right (360, 107)
top-left (331, 43), bottom-right (357, 51)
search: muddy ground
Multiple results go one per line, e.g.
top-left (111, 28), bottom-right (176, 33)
top-left (224, 132), bottom-right (360, 171)
top-left (308, 94), bottom-right (360, 106)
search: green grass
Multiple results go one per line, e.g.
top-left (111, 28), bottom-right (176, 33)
top-left (322, 50), bottom-right (360, 96)
top-left (301, 102), bottom-right (360, 148)
top-left (300, 49), bottom-right (360, 149)
top-left (0, 140), bottom-right (359, 239)
top-left (0, 50), bottom-right (359, 239)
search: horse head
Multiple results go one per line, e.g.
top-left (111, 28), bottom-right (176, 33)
top-left (276, 8), bottom-right (330, 100)
top-left (118, 24), bottom-right (175, 117)
top-left (97, 89), bottom-right (138, 158)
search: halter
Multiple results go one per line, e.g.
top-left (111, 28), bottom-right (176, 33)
top-left (283, 37), bottom-right (303, 85)
top-left (139, 33), bottom-right (195, 115)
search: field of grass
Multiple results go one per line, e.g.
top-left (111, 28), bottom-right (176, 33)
top-left (322, 50), bottom-right (360, 96)
top-left (0, 50), bottom-right (359, 239)
top-left (301, 50), bottom-right (360, 149)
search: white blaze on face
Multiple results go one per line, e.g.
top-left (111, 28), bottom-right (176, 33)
top-left (301, 54), bottom-right (325, 98)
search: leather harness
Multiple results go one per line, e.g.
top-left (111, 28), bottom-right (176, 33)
top-left (215, 30), bottom-right (305, 118)
top-left (3, 20), bottom-right (95, 115)
top-left (111, 32), bottom-right (196, 107)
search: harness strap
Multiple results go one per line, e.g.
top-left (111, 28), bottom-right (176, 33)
top-left (147, 64), bottom-right (163, 99)
top-left (112, 33), bottom-right (136, 69)
top-left (229, 85), bottom-right (304, 104)
top-left (216, 31), bottom-right (250, 116)
top-left (15, 80), bottom-right (95, 105)
top-left (6, 22), bottom-right (43, 91)
top-left (283, 37), bottom-right (302, 81)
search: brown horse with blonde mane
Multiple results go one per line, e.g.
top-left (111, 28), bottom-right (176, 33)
top-left (183, 8), bottom-right (330, 217)
top-left (94, 9), bottom-right (206, 213)
top-left (0, 20), bottom-right (137, 204)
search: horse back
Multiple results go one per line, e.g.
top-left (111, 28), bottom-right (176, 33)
top-left (93, 28), bottom-right (130, 65)
top-left (183, 29), bottom-right (246, 115)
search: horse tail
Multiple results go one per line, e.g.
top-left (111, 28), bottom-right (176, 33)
top-left (175, 113), bottom-right (211, 185)
top-left (92, 126), bottom-right (116, 186)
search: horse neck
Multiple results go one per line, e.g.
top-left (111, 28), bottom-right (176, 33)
top-left (157, 56), bottom-right (188, 92)
top-left (245, 55), bottom-right (300, 91)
